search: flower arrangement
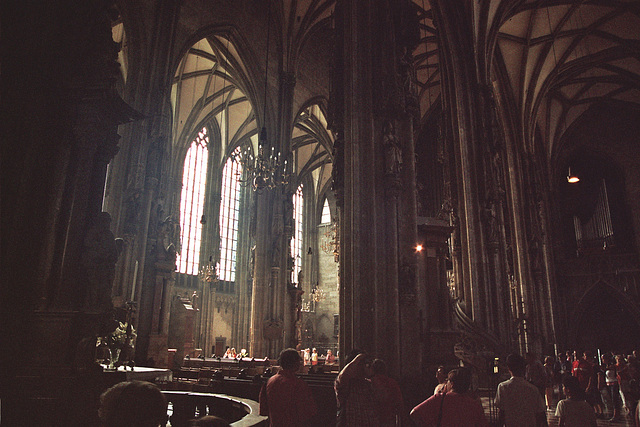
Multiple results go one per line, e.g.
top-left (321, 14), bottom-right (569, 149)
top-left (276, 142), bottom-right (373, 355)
top-left (97, 321), bottom-right (136, 350)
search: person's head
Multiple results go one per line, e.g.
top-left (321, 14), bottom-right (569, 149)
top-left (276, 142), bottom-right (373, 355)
top-left (562, 374), bottom-right (585, 400)
top-left (312, 348), bottom-right (317, 352)
top-left (602, 353), bottom-right (613, 365)
top-left (447, 368), bottom-right (472, 393)
top-left (583, 350), bottom-right (593, 361)
top-left (327, 349), bottom-right (332, 355)
top-left (344, 348), bottom-right (364, 366)
top-left (435, 366), bottom-right (447, 384)
top-left (544, 355), bottom-right (555, 365)
top-left (344, 349), bottom-right (373, 377)
top-left (278, 348), bottom-right (302, 371)
top-left (371, 359), bottom-right (387, 376)
top-left (506, 353), bottom-right (527, 377)
top-left (189, 415), bottom-right (231, 427)
top-left (99, 380), bottom-right (167, 427)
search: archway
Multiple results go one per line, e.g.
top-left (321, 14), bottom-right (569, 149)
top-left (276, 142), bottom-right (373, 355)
top-left (574, 283), bottom-right (640, 354)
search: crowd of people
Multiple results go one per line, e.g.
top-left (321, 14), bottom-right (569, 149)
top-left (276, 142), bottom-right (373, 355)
top-left (327, 348), bottom-right (640, 427)
top-left (221, 347), bottom-right (249, 359)
top-left (260, 348), bottom-right (406, 426)
top-left (99, 347), bottom-right (640, 426)
top-left (524, 349), bottom-right (640, 424)
top-left (302, 347), bottom-right (338, 366)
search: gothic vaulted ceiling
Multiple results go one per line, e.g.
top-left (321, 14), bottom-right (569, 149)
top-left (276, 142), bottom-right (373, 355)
top-left (415, 0), bottom-right (640, 164)
top-left (171, 1), bottom-right (640, 186)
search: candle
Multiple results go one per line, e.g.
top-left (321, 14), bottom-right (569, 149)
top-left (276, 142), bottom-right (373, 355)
top-left (130, 260), bottom-right (139, 301)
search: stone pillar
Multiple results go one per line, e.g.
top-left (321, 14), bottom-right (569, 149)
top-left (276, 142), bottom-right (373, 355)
top-left (337, 0), bottom-right (378, 360)
top-left (338, 0), bottom-right (423, 378)
top-left (0, 1), bottom-right (142, 424)
top-left (430, 1), bottom-right (490, 326)
top-left (381, 153), bottom-right (401, 374)
top-left (250, 191), bottom-right (272, 357)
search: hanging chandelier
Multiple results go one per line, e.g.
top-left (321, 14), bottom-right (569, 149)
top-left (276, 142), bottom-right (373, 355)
top-left (236, 1), bottom-right (289, 192)
top-left (321, 221), bottom-right (339, 262)
top-left (198, 256), bottom-right (219, 284)
top-left (301, 283), bottom-right (326, 312)
top-left (239, 127), bottom-right (290, 191)
top-left (309, 283), bottom-right (326, 302)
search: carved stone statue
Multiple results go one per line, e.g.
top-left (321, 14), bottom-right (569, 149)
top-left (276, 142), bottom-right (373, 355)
top-left (383, 121), bottom-right (402, 176)
top-left (156, 216), bottom-right (180, 260)
top-left (271, 235), bottom-right (281, 267)
top-left (284, 195), bottom-right (294, 230)
top-left (249, 244), bottom-right (256, 278)
top-left (191, 291), bottom-right (199, 310)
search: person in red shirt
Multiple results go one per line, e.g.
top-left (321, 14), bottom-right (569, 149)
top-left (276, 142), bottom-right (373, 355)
top-left (572, 351), bottom-right (594, 392)
top-left (369, 359), bottom-right (407, 426)
top-left (335, 350), bottom-right (380, 426)
top-left (411, 367), bottom-right (488, 427)
top-left (259, 348), bottom-right (318, 426)
top-left (325, 349), bottom-right (336, 365)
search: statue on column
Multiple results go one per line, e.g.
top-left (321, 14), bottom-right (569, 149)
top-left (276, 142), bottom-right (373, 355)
top-left (271, 235), bottom-right (281, 268)
top-left (284, 194), bottom-right (294, 232)
top-left (191, 291), bottom-right (199, 310)
top-left (383, 121), bottom-right (402, 176)
top-left (156, 215), bottom-right (180, 261)
top-left (331, 134), bottom-right (345, 207)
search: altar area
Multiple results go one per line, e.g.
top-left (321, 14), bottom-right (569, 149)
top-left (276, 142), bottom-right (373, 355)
top-left (101, 365), bottom-right (173, 383)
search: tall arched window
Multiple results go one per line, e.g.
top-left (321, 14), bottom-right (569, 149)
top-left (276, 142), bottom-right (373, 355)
top-left (291, 184), bottom-right (304, 284)
top-left (219, 147), bottom-right (243, 282)
top-left (321, 198), bottom-right (331, 224)
top-left (178, 128), bottom-right (209, 275)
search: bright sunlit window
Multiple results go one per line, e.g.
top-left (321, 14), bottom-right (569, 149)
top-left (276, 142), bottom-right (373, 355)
top-left (178, 128), bottom-right (209, 274)
top-left (321, 198), bottom-right (331, 224)
top-left (291, 184), bottom-right (304, 284)
top-left (219, 147), bottom-right (243, 282)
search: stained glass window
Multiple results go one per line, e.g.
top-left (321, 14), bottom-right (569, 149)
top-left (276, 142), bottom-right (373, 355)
top-left (178, 128), bottom-right (209, 275)
top-left (291, 184), bottom-right (304, 284)
top-left (321, 198), bottom-right (331, 224)
top-left (219, 147), bottom-right (243, 282)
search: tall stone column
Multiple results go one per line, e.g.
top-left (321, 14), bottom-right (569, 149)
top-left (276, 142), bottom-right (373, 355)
top-left (430, 1), bottom-right (490, 326)
top-left (1, 1), bottom-right (141, 424)
top-left (112, 0), bottom-right (181, 364)
top-left (337, 0), bottom-right (377, 360)
top-left (250, 190), bottom-right (273, 358)
top-left (249, 65), bottom-right (297, 358)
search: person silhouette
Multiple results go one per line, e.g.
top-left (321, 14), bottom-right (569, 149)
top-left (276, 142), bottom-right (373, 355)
top-left (99, 380), bottom-right (167, 427)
